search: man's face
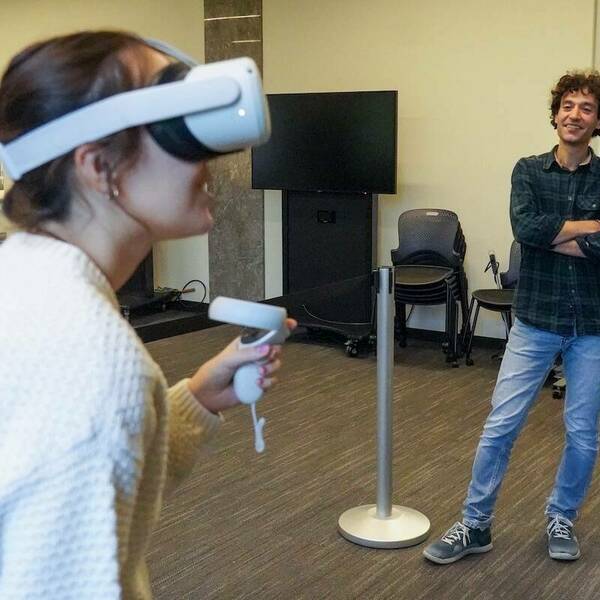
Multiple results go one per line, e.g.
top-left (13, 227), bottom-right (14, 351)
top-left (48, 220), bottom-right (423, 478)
top-left (555, 88), bottom-right (600, 145)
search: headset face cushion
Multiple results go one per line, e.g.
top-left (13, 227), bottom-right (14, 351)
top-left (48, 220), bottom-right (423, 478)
top-left (146, 61), bottom-right (224, 162)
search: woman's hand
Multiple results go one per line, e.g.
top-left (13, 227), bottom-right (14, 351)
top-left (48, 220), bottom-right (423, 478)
top-left (187, 318), bottom-right (296, 414)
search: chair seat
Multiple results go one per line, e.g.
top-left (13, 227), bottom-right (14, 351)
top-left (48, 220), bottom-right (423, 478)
top-left (394, 265), bottom-right (453, 286)
top-left (471, 288), bottom-right (514, 311)
top-left (396, 286), bottom-right (447, 297)
top-left (395, 268), bottom-right (466, 307)
top-left (395, 283), bottom-right (447, 295)
top-left (395, 284), bottom-right (453, 301)
top-left (395, 297), bottom-right (449, 306)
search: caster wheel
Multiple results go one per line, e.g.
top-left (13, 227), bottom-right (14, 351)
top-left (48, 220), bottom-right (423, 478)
top-left (345, 343), bottom-right (359, 357)
top-left (466, 357), bottom-right (474, 366)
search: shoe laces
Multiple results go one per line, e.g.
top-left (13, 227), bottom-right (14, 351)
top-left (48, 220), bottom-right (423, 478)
top-left (547, 515), bottom-right (572, 540)
top-left (441, 521), bottom-right (470, 546)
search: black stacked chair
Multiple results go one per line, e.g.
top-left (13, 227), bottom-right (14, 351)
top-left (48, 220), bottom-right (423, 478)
top-left (463, 240), bottom-right (521, 365)
top-left (390, 208), bottom-right (469, 367)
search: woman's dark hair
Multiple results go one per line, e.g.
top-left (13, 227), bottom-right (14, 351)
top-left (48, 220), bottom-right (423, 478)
top-left (0, 30), bottom-right (152, 229)
top-left (550, 70), bottom-right (600, 136)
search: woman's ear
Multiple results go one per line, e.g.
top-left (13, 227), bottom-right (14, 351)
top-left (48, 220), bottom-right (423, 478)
top-left (72, 144), bottom-right (111, 195)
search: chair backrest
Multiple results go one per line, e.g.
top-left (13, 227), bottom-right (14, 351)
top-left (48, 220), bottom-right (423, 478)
top-left (500, 240), bottom-right (521, 289)
top-left (390, 208), bottom-right (465, 268)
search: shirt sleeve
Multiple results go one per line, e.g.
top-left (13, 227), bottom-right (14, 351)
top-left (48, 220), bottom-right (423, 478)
top-left (0, 446), bottom-right (122, 599)
top-left (510, 158), bottom-right (565, 249)
top-left (164, 378), bottom-right (222, 494)
top-left (576, 232), bottom-right (600, 262)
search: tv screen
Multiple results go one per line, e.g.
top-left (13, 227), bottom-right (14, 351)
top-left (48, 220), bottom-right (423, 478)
top-left (252, 91), bottom-right (397, 194)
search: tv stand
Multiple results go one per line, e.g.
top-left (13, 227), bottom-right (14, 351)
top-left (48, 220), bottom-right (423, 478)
top-left (282, 190), bottom-right (377, 325)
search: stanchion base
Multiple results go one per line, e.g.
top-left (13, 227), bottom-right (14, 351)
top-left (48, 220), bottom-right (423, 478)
top-left (338, 504), bottom-right (430, 549)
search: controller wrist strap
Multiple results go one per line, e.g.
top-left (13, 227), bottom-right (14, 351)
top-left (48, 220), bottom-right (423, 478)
top-left (250, 402), bottom-right (266, 453)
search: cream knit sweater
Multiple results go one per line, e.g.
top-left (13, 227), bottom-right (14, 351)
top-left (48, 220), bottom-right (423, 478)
top-left (0, 232), bottom-right (222, 599)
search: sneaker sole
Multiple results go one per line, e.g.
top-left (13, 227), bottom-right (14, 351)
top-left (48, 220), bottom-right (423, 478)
top-left (549, 549), bottom-right (581, 561)
top-left (423, 543), bottom-right (493, 565)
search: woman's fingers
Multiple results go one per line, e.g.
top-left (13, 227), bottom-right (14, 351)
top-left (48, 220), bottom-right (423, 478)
top-left (259, 376), bottom-right (277, 390)
top-left (268, 345), bottom-right (282, 360)
top-left (260, 358), bottom-right (281, 377)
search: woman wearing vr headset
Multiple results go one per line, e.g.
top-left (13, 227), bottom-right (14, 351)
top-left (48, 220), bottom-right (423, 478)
top-left (0, 30), bottom-right (293, 599)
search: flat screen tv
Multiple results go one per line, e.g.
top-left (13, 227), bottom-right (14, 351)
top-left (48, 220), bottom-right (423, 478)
top-left (252, 91), bottom-right (397, 194)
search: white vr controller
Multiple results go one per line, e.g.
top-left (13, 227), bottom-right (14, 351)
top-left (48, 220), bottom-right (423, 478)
top-left (209, 296), bottom-right (289, 404)
top-left (208, 297), bottom-right (290, 452)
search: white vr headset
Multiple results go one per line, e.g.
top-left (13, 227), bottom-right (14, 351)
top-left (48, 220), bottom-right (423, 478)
top-left (0, 38), bottom-right (271, 181)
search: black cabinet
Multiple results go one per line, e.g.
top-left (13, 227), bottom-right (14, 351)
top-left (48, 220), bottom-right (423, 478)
top-left (283, 190), bottom-right (377, 292)
top-left (282, 190), bottom-right (377, 322)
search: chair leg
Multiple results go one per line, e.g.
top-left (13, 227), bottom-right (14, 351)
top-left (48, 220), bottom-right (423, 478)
top-left (461, 295), bottom-right (475, 352)
top-left (451, 298), bottom-right (459, 366)
top-left (492, 309), bottom-right (512, 361)
top-left (443, 289), bottom-right (450, 354)
top-left (459, 288), bottom-right (471, 345)
top-left (442, 286), bottom-right (450, 355)
top-left (464, 300), bottom-right (480, 366)
top-left (394, 302), bottom-right (407, 347)
top-left (445, 283), bottom-right (459, 366)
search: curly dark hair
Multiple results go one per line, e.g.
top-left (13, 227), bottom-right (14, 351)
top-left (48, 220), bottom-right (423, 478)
top-left (550, 70), bottom-right (600, 136)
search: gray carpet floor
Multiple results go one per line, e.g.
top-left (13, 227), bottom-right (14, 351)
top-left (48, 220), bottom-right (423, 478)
top-left (145, 326), bottom-right (600, 599)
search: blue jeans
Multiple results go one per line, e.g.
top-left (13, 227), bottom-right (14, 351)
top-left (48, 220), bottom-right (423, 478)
top-left (462, 318), bottom-right (600, 529)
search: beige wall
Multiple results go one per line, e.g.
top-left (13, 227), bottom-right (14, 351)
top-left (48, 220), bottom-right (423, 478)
top-left (263, 0), bottom-right (596, 337)
top-left (1, 1), bottom-right (599, 322)
top-left (0, 0), bottom-right (209, 302)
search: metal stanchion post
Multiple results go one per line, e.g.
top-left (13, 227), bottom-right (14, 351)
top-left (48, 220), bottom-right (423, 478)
top-left (338, 266), bottom-right (430, 548)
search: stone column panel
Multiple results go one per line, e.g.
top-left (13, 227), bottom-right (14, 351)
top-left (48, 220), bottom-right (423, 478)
top-left (204, 0), bottom-right (264, 300)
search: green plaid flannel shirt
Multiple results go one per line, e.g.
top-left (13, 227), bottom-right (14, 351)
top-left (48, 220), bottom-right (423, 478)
top-left (510, 146), bottom-right (600, 336)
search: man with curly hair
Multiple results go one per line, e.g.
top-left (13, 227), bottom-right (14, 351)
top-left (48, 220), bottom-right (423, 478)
top-left (424, 71), bottom-right (600, 564)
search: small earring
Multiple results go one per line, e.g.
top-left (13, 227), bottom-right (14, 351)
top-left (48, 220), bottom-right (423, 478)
top-left (102, 163), bottom-right (120, 200)
top-left (108, 182), bottom-right (120, 200)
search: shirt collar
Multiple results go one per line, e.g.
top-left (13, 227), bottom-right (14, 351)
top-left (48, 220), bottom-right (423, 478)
top-left (543, 145), bottom-right (598, 173)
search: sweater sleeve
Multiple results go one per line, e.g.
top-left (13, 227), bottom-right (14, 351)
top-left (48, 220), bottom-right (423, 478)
top-left (164, 378), bottom-right (222, 495)
top-left (0, 443), bottom-right (122, 600)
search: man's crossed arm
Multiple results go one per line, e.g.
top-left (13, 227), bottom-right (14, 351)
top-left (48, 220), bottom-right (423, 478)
top-left (552, 220), bottom-right (600, 257)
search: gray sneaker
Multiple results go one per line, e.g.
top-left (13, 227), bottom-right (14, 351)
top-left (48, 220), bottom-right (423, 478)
top-left (423, 521), bottom-right (492, 564)
top-left (547, 515), bottom-right (580, 561)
